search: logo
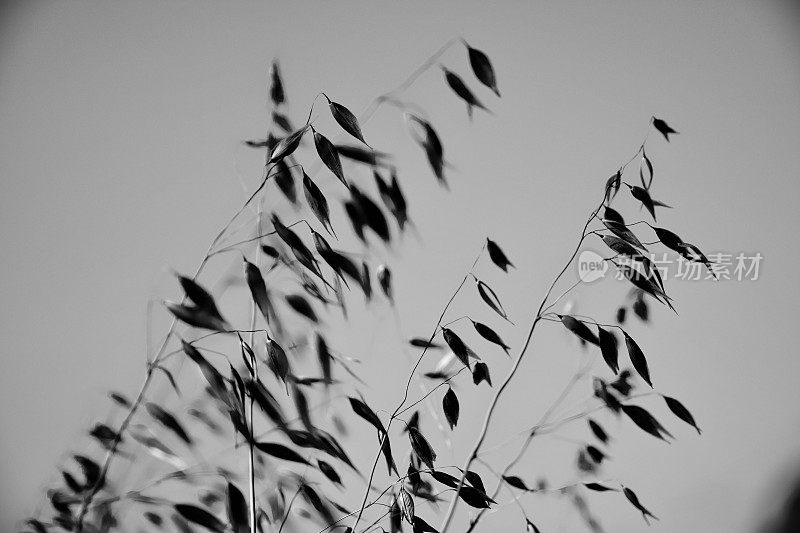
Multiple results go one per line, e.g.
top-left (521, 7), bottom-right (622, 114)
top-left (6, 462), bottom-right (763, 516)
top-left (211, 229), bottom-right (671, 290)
top-left (578, 250), bottom-right (608, 283)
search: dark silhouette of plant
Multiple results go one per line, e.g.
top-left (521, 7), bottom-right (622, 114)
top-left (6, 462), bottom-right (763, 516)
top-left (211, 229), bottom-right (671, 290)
top-left (25, 39), bottom-right (715, 533)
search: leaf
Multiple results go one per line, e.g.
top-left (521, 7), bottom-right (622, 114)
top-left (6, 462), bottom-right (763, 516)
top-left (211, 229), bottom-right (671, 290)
top-left (526, 519), bottom-right (542, 533)
top-left (327, 98), bottom-right (369, 146)
top-left (441, 327), bottom-right (478, 367)
top-left (584, 482), bottom-right (616, 492)
top-left (588, 418), bottom-right (609, 443)
top-left (486, 238), bottom-right (514, 271)
top-left (348, 396), bottom-right (386, 434)
top-left (350, 185), bottom-right (390, 242)
top-left (463, 470), bottom-right (487, 494)
top-left (503, 475), bottom-right (529, 491)
top-left (597, 326), bottom-right (619, 373)
top-left (623, 332), bottom-right (652, 387)
top-left (558, 315), bottom-right (599, 346)
top-left (390, 496), bottom-right (403, 532)
top-left (303, 173), bottom-right (335, 237)
top-left (268, 125), bottom-right (309, 164)
top-left (246, 379), bottom-right (286, 428)
top-left (285, 293), bottom-right (318, 323)
top-left (456, 485), bottom-right (492, 508)
top-left (313, 128), bottom-right (348, 187)
top-left (146, 403), bottom-right (192, 446)
top-left (336, 143), bottom-right (391, 166)
top-left (621, 404), bottom-right (673, 441)
top-left (316, 333), bottom-right (333, 386)
top-left (604, 170), bottom-right (622, 203)
top-left (129, 425), bottom-right (186, 469)
top-left (177, 275), bottom-right (224, 322)
top-left (271, 214), bottom-right (326, 284)
top-left (406, 114), bottom-right (445, 185)
top-left (472, 362), bottom-right (491, 386)
top-left (602, 234), bottom-right (640, 258)
top-left (652, 117), bottom-right (678, 141)
top-left (182, 341), bottom-right (229, 404)
top-left (442, 388), bottom-right (460, 429)
top-left (399, 488), bottom-right (415, 524)
top-left (664, 395), bottom-right (701, 434)
top-left (255, 442), bottom-right (310, 464)
top-left (165, 301), bottom-right (229, 332)
top-left (381, 433), bottom-right (399, 476)
top-left (266, 338), bottom-right (290, 384)
top-left (272, 111), bottom-right (292, 133)
top-left (626, 183), bottom-right (671, 222)
top-left (269, 60), bottom-right (285, 105)
top-left (623, 486), bottom-right (659, 524)
top-left (317, 460), bottom-right (342, 485)
top-left (243, 259), bottom-right (272, 325)
top-left (466, 42), bottom-right (500, 96)
top-left (377, 264), bottom-right (393, 303)
top-left (408, 427), bottom-right (437, 469)
top-left (476, 279), bottom-right (511, 322)
top-left (410, 338), bottom-right (442, 349)
top-left (586, 445), bottom-right (606, 463)
top-left (174, 503), bottom-right (225, 532)
top-left (89, 423), bottom-right (119, 450)
top-left (226, 482), bottom-right (249, 533)
top-left (273, 159), bottom-right (297, 204)
top-left (109, 391), bottom-right (130, 408)
top-left (471, 320), bottom-right (510, 355)
top-left (639, 148), bottom-right (654, 190)
top-left (442, 67), bottom-right (488, 119)
top-left (412, 515), bottom-right (439, 533)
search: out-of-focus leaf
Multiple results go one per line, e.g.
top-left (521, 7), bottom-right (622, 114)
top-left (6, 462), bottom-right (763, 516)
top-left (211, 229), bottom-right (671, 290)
top-left (584, 483), bottom-right (617, 492)
top-left (317, 459), bottom-right (342, 486)
top-left (466, 42), bottom-right (500, 97)
top-left (652, 117), bottom-right (677, 141)
top-left (285, 293), bottom-right (318, 323)
top-left (616, 306), bottom-right (627, 324)
top-left (272, 111), bottom-right (292, 133)
top-left (109, 391), bottom-right (130, 408)
top-left (146, 403), bottom-right (192, 446)
top-left (182, 341), bottom-right (229, 405)
top-left (129, 425), bottom-right (187, 469)
top-left (377, 264), bottom-right (393, 303)
top-left (269, 60), bottom-right (285, 106)
top-left (273, 159), bottom-right (297, 205)
top-left (336, 144), bottom-right (391, 166)
top-left (410, 338), bottom-right (442, 349)
top-left (472, 362), bottom-right (491, 386)
top-left (177, 275), bottom-right (224, 323)
top-left (246, 379), bottom-right (286, 428)
top-left (271, 214), bottom-right (327, 285)
top-left (89, 423), bottom-right (119, 450)
top-left (255, 442), bottom-right (310, 464)
top-left (244, 259), bottom-right (272, 324)
top-left (588, 418), bottom-right (609, 443)
top-left (316, 333), bottom-right (333, 386)
top-left (442, 388), bottom-right (459, 430)
top-left (664, 395), bottom-right (701, 434)
top-left (406, 114), bottom-right (445, 186)
top-left (486, 238), bottom-right (514, 272)
top-left (165, 301), bottom-right (229, 332)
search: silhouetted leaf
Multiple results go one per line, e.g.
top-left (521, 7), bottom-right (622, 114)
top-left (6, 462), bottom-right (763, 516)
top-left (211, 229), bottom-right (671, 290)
top-left (246, 379), bottom-right (286, 428)
top-left (588, 418), bottom-right (609, 444)
top-left (89, 423), bottom-right (119, 450)
top-left (182, 341), bottom-right (229, 404)
top-left (623, 486), bottom-right (659, 524)
top-left (317, 460), bottom-right (342, 486)
top-left (471, 320), bottom-right (510, 355)
top-left (486, 238), bottom-right (514, 272)
top-left (623, 332), bottom-right (652, 387)
top-left (407, 114), bottom-right (445, 185)
top-left (621, 404), bottom-right (673, 441)
top-left (268, 125), bottom-right (309, 164)
top-left (625, 183), bottom-right (670, 222)
top-left (664, 395), bottom-right (701, 434)
top-left (226, 482), bottom-right (249, 533)
top-left (604, 170), bottom-right (622, 203)
top-left (476, 279), bottom-right (510, 322)
top-left (442, 327), bottom-right (478, 367)
top-left (652, 117), bottom-right (677, 141)
top-left (272, 214), bottom-right (326, 284)
top-left (377, 264), bottom-right (393, 303)
top-left (597, 326), bottom-right (619, 374)
top-left (109, 391), bottom-right (130, 408)
top-left (390, 496), bottom-right (403, 532)
top-left (165, 301), bottom-right (229, 332)
top-left (313, 128), bottom-right (348, 187)
top-left (456, 485), bottom-right (492, 508)
top-left (442, 67), bottom-right (488, 119)
top-left (399, 487), bottom-right (415, 524)
top-left (178, 275), bottom-right (224, 323)
top-left (411, 515), bottom-right (438, 533)
top-left (285, 293), bottom-right (318, 323)
top-left (146, 403), bottom-right (192, 446)
top-left (266, 338), bottom-right (290, 384)
top-left (326, 97), bottom-right (368, 146)
top-left (586, 445), bottom-right (606, 463)
top-left (503, 475), bottom-right (529, 491)
top-left (472, 362), bottom-right (491, 386)
top-left (269, 60), bottom-right (285, 105)
top-left (316, 333), bottom-right (332, 387)
top-left (616, 306), bottom-right (627, 324)
top-left (348, 396), bottom-right (386, 434)
top-left (381, 432), bottom-right (399, 476)
top-left (255, 442), bottom-right (310, 464)
top-left (559, 315), bottom-right (599, 346)
top-left (442, 388), bottom-right (459, 429)
top-left (466, 42), bottom-right (500, 96)
top-left (584, 483), bottom-right (616, 492)
top-left (408, 427), bottom-right (436, 469)
top-left (175, 503), bottom-right (224, 532)
top-left (303, 173), bottom-right (335, 237)
top-left (410, 338), bottom-right (442, 349)
top-left (273, 159), bottom-right (297, 204)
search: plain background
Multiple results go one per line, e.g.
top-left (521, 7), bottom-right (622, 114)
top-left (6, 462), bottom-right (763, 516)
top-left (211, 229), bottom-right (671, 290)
top-left (1, 1), bottom-right (799, 532)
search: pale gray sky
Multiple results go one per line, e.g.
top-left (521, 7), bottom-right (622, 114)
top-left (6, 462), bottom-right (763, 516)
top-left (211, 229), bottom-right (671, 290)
top-left (1, 2), bottom-right (799, 532)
